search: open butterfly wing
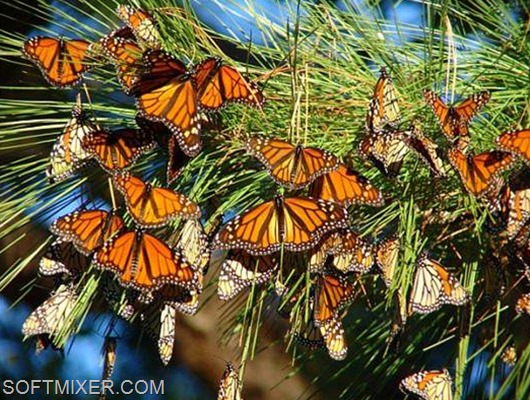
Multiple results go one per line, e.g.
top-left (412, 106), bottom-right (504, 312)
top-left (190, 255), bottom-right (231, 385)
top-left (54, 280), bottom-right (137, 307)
top-left (448, 148), bottom-right (514, 197)
top-left (313, 274), bottom-right (355, 324)
top-left (195, 57), bottom-right (264, 110)
top-left (83, 128), bottom-right (155, 171)
top-left (309, 164), bottom-right (384, 206)
top-left (496, 129), bottom-right (530, 163)
top-left (50, 210), bottom-right (124, 255)
top-left (213, 200), bottom-right (281, 255)
top-left (282, 197), bottom-right (348, 253)
top-left (247, 137), bottom-right (338, 189)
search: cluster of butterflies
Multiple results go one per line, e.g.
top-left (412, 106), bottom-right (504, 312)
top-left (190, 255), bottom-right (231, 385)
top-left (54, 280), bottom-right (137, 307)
top-left (18, 3), bottom-right (530, 399)
top-left (20, 1), bottom-right (262, 382)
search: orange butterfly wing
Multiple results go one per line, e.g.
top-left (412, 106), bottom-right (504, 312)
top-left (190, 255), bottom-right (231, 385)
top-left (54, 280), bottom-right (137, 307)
top-left (194, 57), bottom-right (265, 111)
top-left (309, 163), bottom-right (384, 206)
top-left (496, 129), bottom-right (530, 163)
top-left (113, 171), bottom-right (201, 228)
top-left (448, 148), bottom-right (514, 196)
top-left (23, 37), bottom-right (91, 87)
top-left (247, 137), bottom-right (339, 189)
top-left (94, 231), bottom-right (198, 293)
top-left (314, 274), bottom-right (355, 323)
top-left (134, 51), bottom-right (201, 157)
top-left (82, 128), bottom-right (155, 171)
top-left (50, 210), bottom-right (124, 255)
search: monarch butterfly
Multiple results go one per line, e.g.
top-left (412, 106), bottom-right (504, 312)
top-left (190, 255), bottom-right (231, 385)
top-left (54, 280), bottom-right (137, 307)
top-left (100, 27), bottom-right (144, 94)
top-left (423, 89), bottom-right (490, 151)
top-left (101, 336), bottom-right (117, 381)
top-left (496, 129), bottom-right (530, 163)
top-left (50, 209), bottom-right (124, 256)
top-left (194, 57), bottom-right (265, 111)
top-left (403, 124), bottom-right (446, 177)
top-left (141, 301), bottom-right (177, 365)
top-left (23, 36), bottom-right (93, 87)
top-left (116, 4), bottom-right (161, 50)
top-left (313, 273), bottom-right (356, 324)
top-left (218, 250), bottom-right (278, 301)
top-left (82, 128), bottom-right (155, 172)
top-left (212, 196), bottom-right (348, 255)
top-left (359, 130), bottom-right (409, 177)
top-left (132, 50), bottom-right (202, 157)
top-left (309, 163), bottom-right (384, 206)
top-left (309, 229), bottom-right (374, 274)
top-left (365, 67), bottom-right (401, 134)
top-left (170, 219), bottom-right (211, 274)
top-left (447, 148), bottom-right (514, 197)
top-left (409, 256), bottom-right (470, 314)
top-left (135, 115), bottom-right (192, 184)
top-left (313, 273), bottom-right (355, 360)
top-left (400, 369), bottom-right (453, 400)
top-left (498, 172), bottom-right (530, 239)
top-left (374, 235), bottom-right (400, 288)
top-left (39, 238), bottom-right (90, 278)
top-left (94, 230), bottom-right (199, 293)
top-left (113, 171), bottom-right (201, 228)
top-left (217, 362), bottom-right (243, 400)
top-left (246, 137), bottom-right (339, 189)
top-left (22, 284), bottom-right (78, 342)
top-left (47, 98), bottom-right (98, 183)
top-left (515, 293), bottom-right (530, 315)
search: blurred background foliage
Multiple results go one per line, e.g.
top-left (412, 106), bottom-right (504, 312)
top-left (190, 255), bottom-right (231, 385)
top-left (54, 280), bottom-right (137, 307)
top-left (1, 0), bottom-right (530, 399)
